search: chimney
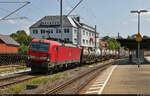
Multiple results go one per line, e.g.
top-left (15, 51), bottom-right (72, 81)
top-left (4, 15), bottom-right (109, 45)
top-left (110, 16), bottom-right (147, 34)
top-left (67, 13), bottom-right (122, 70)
top-left (76, 16), bottom-right (80, 22)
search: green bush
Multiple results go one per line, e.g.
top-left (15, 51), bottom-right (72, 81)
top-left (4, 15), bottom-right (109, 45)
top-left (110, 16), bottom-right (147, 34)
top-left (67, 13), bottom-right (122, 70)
top-left (19, 44), bottom-right (28, 55)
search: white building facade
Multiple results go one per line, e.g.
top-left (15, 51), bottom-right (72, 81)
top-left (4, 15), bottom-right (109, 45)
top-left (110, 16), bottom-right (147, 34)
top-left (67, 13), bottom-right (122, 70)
top-left (29, 15), bottom-right (99, 48)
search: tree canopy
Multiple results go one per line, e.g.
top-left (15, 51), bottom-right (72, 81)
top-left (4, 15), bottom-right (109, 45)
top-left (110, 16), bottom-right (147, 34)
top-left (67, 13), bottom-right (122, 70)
top-left (10, 30), bottom-right (33, 54)
top-left (126, 34), bottom-right (149, 40)
top-left (102, 36), bottom-right (121, 50)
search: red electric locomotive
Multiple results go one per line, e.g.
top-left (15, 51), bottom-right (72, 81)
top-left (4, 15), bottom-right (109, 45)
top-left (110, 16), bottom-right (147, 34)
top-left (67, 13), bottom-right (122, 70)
top-left (27, 39), bottom-right (81, 73)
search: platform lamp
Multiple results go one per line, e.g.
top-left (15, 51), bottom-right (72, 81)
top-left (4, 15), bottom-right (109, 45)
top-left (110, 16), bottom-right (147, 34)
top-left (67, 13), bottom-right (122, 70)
top-left (130, 10), bottom-right (148, 65)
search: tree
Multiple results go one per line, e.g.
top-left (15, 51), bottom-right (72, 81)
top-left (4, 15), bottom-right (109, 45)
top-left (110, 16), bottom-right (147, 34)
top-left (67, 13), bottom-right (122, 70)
top-left (143, 35), bottom-right (149, 39)
top-left (106, 39), bottom-right (121, 50)
top-left (102, 36), bottom-right (111, 41)
top-left (19, 44), bottom-right (28, 55)
top-left (10, 30), bottom-right (33, 46)
top-left (10, 30), bottom-right (33, 54)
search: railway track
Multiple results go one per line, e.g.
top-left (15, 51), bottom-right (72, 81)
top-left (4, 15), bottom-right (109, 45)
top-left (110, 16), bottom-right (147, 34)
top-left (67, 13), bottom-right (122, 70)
top-left (0, 71), bottom-right (30, 82)
top-left (44, 59), bottom-right (121, 94)
top-left (0, 72), bottom-right (42, 89)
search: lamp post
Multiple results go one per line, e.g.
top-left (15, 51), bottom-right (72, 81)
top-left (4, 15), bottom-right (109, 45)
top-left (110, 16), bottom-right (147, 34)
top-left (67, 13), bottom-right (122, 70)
top-left (60, 0), bottom-right (63, 43)
top-left (130, 10), bottom-right (148, 66)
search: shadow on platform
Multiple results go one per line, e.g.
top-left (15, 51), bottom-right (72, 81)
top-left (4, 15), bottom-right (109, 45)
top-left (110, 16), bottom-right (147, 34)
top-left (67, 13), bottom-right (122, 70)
top-left (113, 58), bottom-right (150, 65)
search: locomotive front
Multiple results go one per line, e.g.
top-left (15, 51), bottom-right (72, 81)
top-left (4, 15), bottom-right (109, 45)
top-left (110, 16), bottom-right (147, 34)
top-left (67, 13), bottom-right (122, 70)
top-left (27, 39), bottom-right (53, 73)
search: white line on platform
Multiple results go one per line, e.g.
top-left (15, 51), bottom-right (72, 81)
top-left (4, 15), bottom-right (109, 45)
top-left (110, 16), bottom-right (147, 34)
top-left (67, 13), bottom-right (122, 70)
top-left (86, 91), bottom-right (99, 94)
top-left (98, 65), bottom-right (118, 94)
top-left (89, 87), bottom-right (101, 90)
top-left (91, 84), bottom-right (103, 87)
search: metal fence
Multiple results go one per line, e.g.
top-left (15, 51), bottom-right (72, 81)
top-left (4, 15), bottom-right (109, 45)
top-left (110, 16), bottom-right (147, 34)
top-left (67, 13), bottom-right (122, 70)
top-left (0, 54), bottom-right (28, 66)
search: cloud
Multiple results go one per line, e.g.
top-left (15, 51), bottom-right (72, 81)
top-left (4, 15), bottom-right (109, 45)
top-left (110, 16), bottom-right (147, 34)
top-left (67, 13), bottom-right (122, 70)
top-left (122, 21), bottom-right (128, 25)
top-left (142, 12), bottom-right (150, 16)
top-left (24, 26), bottom-right (30, 35)
top-left (131, 18), bottom-right (138, 22)
top-left (144, 18), bottom-right (150, 22)
top-left (19, 20), bottom-right (36, 35)
top-left (7, 20), bottom-right (16, 24)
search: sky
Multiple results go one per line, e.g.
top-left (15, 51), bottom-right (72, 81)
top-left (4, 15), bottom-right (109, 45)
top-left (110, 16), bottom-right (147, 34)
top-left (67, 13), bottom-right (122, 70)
top-left (1, 0), bottom-right (150, 38)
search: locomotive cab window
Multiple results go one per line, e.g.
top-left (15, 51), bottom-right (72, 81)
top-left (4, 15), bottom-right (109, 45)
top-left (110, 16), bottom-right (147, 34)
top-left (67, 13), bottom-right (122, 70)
top-left (30, 42), bottom-right (50, 52)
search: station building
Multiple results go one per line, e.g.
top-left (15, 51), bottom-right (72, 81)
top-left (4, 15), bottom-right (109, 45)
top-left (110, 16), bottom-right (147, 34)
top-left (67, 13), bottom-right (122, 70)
top-left (0, 34), bottom-right (19, 54)
top-left (29, 15), bottom-right (99, 48)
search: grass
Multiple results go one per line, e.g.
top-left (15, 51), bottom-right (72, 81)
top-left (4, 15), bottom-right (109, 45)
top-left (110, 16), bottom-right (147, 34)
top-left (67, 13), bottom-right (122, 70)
top-left (0, 72), bottom-right (67, 94)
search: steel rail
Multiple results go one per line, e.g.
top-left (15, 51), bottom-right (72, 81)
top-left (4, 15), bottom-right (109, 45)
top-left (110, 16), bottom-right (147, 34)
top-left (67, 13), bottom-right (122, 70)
top-left (44, 60), bottom-right (120, 94)
top-left (0, 71), bottom-right (30, 82)
top-left (0, 75), bottom-right (42, 89)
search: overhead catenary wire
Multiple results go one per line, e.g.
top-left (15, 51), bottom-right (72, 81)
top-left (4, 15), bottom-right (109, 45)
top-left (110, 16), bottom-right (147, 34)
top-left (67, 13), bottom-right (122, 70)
top-left (0, 1), bottom-right (30, 21)
top-left (0, 2), bottom-right (28, 3)
top-left (66, 0), bottom-right (80, 16)
top-left (67, 0), bottom-right (84, 16)
top-left (1, 17), bottom-right (27, 20)
top-left (0, 7), bottom-right (23, 18)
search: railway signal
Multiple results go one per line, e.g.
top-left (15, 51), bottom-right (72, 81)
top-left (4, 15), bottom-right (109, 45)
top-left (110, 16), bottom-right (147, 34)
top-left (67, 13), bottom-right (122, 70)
top-left (136, 33), bottom-right (142, 42)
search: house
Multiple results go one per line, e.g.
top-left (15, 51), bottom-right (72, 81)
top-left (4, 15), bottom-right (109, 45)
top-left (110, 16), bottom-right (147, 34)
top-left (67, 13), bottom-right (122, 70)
top-left (0, 34), bottom-right (19, 54)
top-left (29, 15), bottom-right (99, 48)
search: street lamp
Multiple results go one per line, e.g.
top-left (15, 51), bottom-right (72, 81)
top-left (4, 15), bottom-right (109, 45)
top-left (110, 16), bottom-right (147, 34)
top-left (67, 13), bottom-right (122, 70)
top-left (130, 10), bottom-right (148, 66)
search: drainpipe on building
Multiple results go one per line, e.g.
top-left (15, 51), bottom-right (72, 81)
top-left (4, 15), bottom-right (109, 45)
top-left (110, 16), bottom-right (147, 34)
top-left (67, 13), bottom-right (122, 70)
top-left (95, 25), bottom-right (97, 49)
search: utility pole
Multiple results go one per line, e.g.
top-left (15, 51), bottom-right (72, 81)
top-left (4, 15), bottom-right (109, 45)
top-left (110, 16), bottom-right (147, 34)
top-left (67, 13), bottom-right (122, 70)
top-left (118, 32), bottom-right (120, 58)
top-left (95, 25), bottom-right (97, 49)
top-left (60, 0), bottom-right (63, 43)
top-left (118, 32), bottom-right (120, 39)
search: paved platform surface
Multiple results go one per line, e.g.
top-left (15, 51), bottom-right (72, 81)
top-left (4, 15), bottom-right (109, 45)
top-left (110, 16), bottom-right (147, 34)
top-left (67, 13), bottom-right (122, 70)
top-left (102, 57), bottom-right (150, 94)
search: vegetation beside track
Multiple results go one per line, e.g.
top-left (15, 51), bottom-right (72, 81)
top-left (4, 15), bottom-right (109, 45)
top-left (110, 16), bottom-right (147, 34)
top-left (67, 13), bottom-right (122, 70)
top-left (0, 72), bottom-right (67, 94)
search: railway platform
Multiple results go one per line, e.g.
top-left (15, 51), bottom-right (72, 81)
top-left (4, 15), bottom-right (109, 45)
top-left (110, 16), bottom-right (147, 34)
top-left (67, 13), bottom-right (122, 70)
top-left (80, 57), bottom-right (150, 94)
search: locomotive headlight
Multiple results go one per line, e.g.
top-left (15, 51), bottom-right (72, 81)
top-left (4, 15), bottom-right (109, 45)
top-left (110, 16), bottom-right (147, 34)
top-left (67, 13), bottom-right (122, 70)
top-left (47, 56), bottom-right (50, 62)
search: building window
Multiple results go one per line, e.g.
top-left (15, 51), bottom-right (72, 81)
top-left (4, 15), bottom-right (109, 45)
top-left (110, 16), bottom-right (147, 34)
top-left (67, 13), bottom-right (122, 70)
top-left (56, 29), bottom-right (61, 33)
top-left (33, 30), bottom-right (38, 34)
top-left (74, 29), bottom-right (77, 34)
top-left (86, 40), bottom-right (88, 45)
top-left (74, 38), bottom-right (77, 43)
top-left (50, 29), bottom-right (53, 33)
top-left (46, 30), bottom-right (50, 34)
top-left (64, 38), bottom-right (69, 42)
top-left (89, 33), bottom-right (91, 36)
top-left (83, 30), bottom-right (85, 35)
top-left (64, 29), bottom-right (69, 33)
top-left (41, 22), bottom-right (44, 25)
top-left (56, 29), bottom-right (59, 33)
top-left (83, 39), bottom-right (85, 44)
top-left (41, 30), bottom-right (45, 34)
top-left (86, 32), bottom-right (88, 36)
